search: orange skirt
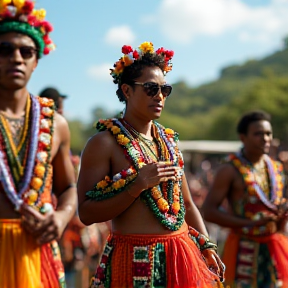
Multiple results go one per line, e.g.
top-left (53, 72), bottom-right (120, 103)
top-left (0, 219), bottom-right (65, 288)
top-left (222, 232), bottom-right (288, 288)
top-left (90, 228), bottom-right (222, 288)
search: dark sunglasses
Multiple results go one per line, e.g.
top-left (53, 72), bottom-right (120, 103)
top-left (0, 42), bottom-right (38, 59)
top-left (133, 81), bottom-right (172, 98)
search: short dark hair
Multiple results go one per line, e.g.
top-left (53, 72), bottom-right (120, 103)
top-left (237, 111), bottom-right (271, 134)
top-left (116, 53), bottom-right (166, 103)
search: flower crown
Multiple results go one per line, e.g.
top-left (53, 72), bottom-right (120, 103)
top-left (0, 0), bottom-right (55, 57)
top-left (110, 41), bottom-right (174, 84)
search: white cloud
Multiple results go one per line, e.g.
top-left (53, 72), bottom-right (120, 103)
top-left (87, 63), bottom-right (111, 81)
top-left (104, 25), bottom-right (136, 46)
top-left (142, 0), bottom-right (288, 44)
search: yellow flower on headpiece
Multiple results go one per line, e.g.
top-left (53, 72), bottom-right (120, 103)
top-left (114, 60), bottom-right (124, 74)
top-left (0, 0), bottom-right (12, 6)
top-left (13, 0), bottom-right (25, 10)
top-left (32, 8), bottom-right (46, 21)
top-left (139, 42), bottom-right (154, 54)
top-left (123, 55), bottom-right (134, 67)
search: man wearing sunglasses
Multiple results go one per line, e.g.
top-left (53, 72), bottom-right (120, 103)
top-left (0, 1), bottom-right (77, 287)
top-left (78, 42), bottom-right (224, 288)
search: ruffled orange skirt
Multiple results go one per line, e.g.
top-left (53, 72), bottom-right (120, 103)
top-left (0, 219), bottom-right (65, 288)
top-left (222, 232), bottom-right (288, 288)
top-left (90, 227), bottom-right (222, 288)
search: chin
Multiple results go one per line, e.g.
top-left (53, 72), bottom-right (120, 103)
top-left (4, 80), bottom-right (26, 90)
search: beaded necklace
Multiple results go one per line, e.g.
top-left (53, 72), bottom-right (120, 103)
top-left (0, 96), bottom-right (31, 184)
top-left (121, 120), bottom-right (159, 162)
top-left (229, 152), bottom-right (284, 212)
top-left (95, 118), bottom-right (186, 231)
top-left (0, 95), bottom-right (55, 212)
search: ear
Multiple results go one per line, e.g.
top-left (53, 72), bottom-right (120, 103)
top-left (239, 133), bottom-right (246, 144)
top-left (121, 83), bottom-right (131, 101)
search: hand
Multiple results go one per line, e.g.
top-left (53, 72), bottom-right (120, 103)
top-left (20, 204), bottom-right (66, 245)
top-left (136, 161), bottom-right (181, 191)
top-left (202, 249), bottom-right (225, 282)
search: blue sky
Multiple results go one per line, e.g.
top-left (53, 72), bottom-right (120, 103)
top-left (28, 0), bottom-right (288, 123)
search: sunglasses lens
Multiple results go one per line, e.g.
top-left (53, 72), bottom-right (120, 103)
top-left (161, 85), bottom-right (172, 97)
top-left (143, 83), bottom-right (159, 97)
top-left (0, 43), bottom-right (13, 57)
top-left (20, 47), bottom-right (35, 59)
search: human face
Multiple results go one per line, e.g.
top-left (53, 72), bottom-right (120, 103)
top-left (124, 66), bottom-right (169, 121)
top-left (240, 120), bottom-right (273, 155)
top-left (0, 32), bottom-right (38, 90)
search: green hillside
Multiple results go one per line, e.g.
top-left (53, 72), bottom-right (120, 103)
top-left (159, 43), bottom-right (288, 142)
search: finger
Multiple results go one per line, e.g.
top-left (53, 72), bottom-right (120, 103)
top-left (159, 176), bottom-right (177, 183)
top-left (37, 231), bottom-right (57, 245)
top-left (214, 254), bottom-right (225, 280)
top-left (21, 204), bottom-right (45, 222)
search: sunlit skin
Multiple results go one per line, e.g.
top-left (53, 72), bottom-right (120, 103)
top-left (203, 120), bottom-right (288, 234)
top-left (0, 32), bottom-right (77, 245)
top-left (78, 65), bottom-right (224, 279)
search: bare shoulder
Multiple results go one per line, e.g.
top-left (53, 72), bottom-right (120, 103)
top-left (214, 163), bottom-right (236, 180)
top-left (81, 130), bottom-right (116, 162)
top-left (54, 112), bottom-right (69, 135)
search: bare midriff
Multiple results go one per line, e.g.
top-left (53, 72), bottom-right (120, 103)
top-left (112, 198), bottom-right (187, 235)
top-left (0, 190), bottom-right (20, 219)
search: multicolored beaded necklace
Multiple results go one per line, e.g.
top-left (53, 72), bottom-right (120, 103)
top-left (229, 151), bottom-right (284, 212)
top-left (88, 118), bottom-right (186, 231)
top-left (0, 95), bottom-right (55, 212)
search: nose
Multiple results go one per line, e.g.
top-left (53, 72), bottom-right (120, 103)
top-left (9, 48), bottom-right (24, 63)
top-left (153, 89), bottom-right (164, 100)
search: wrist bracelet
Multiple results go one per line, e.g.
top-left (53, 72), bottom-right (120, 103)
top-left (188, 227), bottom-right (217, 252)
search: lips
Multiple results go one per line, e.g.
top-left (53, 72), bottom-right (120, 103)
top-left (7, 68), bottom-right (24, 76)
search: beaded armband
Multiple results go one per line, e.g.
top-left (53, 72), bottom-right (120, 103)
top-left (188, 227), bottom-right (217, 252)
top-left (86, 166), bottom-right (138, 201)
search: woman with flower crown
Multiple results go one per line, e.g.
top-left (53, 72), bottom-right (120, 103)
top-left (0, 1), bottom-right (77, 287)
top-left (78, 42), bottom-right (225, 288)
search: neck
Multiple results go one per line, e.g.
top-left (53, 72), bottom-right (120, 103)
top-left (122, 114), bottom-right (153, 139)
top-left (242, 148), bottom-right (266, 165)
top-left (0, 88), bottom-right (29, 117)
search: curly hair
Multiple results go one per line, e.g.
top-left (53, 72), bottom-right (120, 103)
top-left (116, 53), bottom-right (167, 103)
top-left (237, 110), bottom-right (271, 135)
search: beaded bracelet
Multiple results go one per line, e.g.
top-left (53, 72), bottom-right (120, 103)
top-left (188, 227), bottom-right (217, 252)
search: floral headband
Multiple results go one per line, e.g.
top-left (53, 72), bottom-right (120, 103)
top-left (0, 0), bottom-right (55, 57)
top-left (110, 41), bottom-right (174, 84)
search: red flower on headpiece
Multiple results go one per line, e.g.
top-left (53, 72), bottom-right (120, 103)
top-left (43, 47), bottom-right (50, 55)
top-left (43, 34), bottom-right (52, 45)
top-left (122, 45), bottom-right (133, 55)
top-left (42, 21), bottom-right (53, 33)
top-left (27, 14), bottom-right (36, 25)
top-left (22, 1), bottom-right (35, 14)
top-left (133, 50), bottom-right (139, 60)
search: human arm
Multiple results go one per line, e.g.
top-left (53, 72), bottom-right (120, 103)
top-left (77, 132), bottom-right (178, 225)
top-left (22, 114), bottom-right (77, 244)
